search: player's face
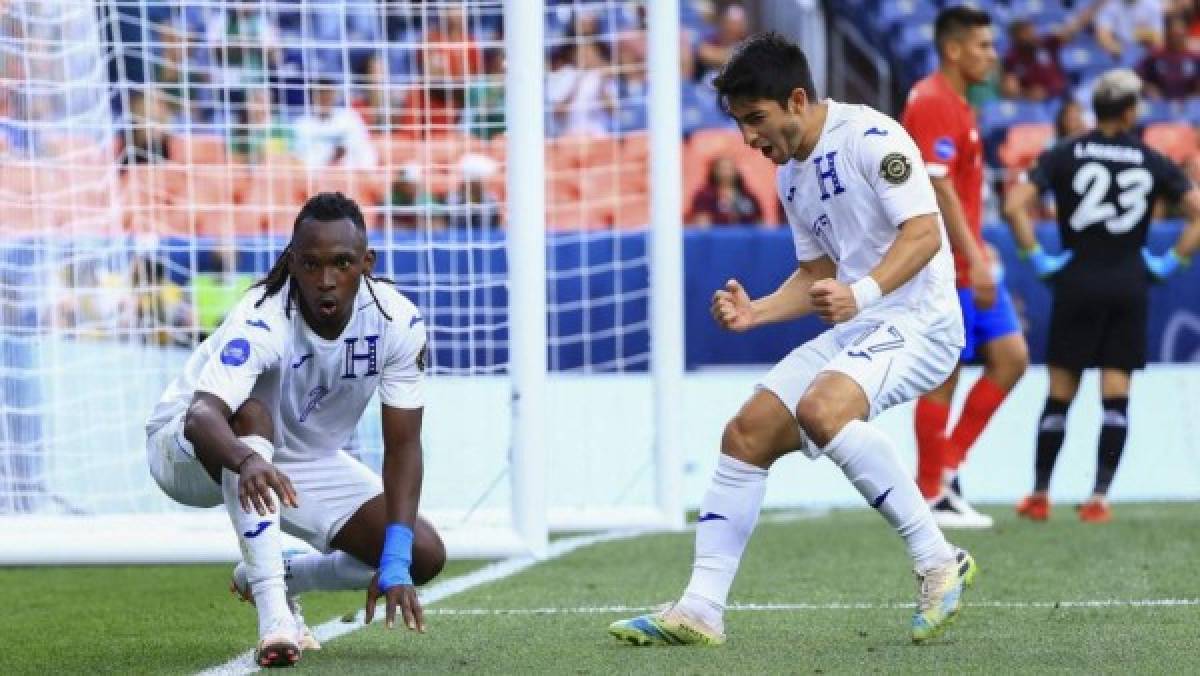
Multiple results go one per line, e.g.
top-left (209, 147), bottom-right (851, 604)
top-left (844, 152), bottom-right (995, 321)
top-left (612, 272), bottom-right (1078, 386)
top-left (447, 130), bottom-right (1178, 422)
top-left (955, 26), bottom-right (998, 85)
top-left (288, 217), bottom-right (375, 334)
top-left (727, 93), bottom-right (805, 166)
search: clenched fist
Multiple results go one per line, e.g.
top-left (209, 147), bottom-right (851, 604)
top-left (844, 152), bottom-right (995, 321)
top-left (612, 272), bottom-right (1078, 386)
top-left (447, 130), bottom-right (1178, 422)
top-left (809, 278), bottom-right (859, 324)
top-left (711, 279), bottom-right (754, 332)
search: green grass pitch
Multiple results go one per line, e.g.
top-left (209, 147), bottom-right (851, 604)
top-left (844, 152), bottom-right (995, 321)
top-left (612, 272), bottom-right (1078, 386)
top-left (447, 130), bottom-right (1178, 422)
top-left (2, 503), bottom-right (1197, 674)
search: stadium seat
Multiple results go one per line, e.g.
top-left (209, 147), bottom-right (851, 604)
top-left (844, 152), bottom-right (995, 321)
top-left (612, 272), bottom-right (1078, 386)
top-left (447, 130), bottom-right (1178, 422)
top-left (167, 135), bottom-right (226, 165)
top-left (999, 123), bottom-right (1055, 171)
top-left (1143, 123), bottom-right (1199, 166)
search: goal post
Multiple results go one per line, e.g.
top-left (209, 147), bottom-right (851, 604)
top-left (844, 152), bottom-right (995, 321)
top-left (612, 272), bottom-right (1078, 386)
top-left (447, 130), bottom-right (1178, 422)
top-left (0, 0), bottom-right (684, 565)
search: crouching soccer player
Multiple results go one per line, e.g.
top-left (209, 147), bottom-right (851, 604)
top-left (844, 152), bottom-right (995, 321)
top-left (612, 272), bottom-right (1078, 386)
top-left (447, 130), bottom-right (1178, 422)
top-left (608, 33), bottom-right (977, 647)
top-left (145, 192), bottom-right (445, 667)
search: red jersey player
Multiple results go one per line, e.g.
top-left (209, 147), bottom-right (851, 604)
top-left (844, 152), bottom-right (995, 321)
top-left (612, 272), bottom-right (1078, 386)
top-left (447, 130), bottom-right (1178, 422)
top-left (902, 6), bottom-right (1029, 529)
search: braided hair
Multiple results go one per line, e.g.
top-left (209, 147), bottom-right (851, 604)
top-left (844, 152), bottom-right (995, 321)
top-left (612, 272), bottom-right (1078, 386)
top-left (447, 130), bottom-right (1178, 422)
top-left (254, 191), bottom-right (393, 321)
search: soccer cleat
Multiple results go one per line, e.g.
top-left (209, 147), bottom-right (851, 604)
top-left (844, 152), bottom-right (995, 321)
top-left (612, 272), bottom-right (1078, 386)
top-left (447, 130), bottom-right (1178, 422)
top-left (1015, 494), bottom-right (1050, 521)
top-left (929, 495), bottom-right (994, 529)
top-left (231, 562), bottom-right (321, 651)
top-left (1077, 498), bottom-right (1112, 523)
top-left (911, 548), bottom-right (978, 644)
top-left (608, 604), bottom-right (726, 646)
top-left (254, 618), bottom-right (301, 668)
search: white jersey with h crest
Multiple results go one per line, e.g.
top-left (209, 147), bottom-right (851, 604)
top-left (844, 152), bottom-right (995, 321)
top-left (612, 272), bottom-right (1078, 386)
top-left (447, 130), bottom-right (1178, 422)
top-left (146, 279), bottom-right (426, 463)
top-left (778, 100), bottom-right (963, 343)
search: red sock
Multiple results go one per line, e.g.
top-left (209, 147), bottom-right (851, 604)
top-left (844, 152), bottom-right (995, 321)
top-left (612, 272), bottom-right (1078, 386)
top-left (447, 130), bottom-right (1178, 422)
top-left (948, 377), bottom-right (1008, 469)
top-left (914, 397), bottom-right (951, 500)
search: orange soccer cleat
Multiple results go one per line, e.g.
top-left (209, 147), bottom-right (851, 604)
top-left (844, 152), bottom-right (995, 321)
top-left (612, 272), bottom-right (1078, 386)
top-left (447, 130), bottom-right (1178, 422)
top-left (1076, 498), bottom-right (1112, 524)
top-left (1015, 494), bottom-right (1050, 521)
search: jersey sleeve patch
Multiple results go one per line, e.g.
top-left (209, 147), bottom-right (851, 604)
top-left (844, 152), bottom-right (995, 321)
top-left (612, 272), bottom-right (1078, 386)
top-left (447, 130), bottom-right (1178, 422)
top-left (933, 136), bottom-right (956, 161)
top-left (880, 153), bottom-right (913, 185)
top-left (220, 338), bottom-right (251, 366)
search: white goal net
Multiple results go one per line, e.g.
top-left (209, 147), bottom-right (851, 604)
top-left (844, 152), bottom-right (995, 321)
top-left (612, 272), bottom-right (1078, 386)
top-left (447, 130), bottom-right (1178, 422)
top-left (0, 0), bottom-right (683, 563)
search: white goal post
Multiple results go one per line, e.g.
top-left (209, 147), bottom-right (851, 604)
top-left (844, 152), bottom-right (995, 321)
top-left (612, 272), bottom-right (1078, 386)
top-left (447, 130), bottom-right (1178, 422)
top-left (0, 0), bottom-right (683, 564)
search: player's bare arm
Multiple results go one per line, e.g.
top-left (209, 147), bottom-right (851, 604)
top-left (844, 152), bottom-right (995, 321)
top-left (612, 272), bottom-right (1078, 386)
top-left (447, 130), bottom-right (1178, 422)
top-left (1001, 180), bottom-right (1040, 252)
top-left (712, 256), bottom-right (834, 331)
top-left (364, 404), bottom-right (427, 633)
top-left (183, 391), bottom-right (297, 515)
top-left (810, 213), bottom-right (942, 324)
top-left (930, 175), bottom-right (995, 307)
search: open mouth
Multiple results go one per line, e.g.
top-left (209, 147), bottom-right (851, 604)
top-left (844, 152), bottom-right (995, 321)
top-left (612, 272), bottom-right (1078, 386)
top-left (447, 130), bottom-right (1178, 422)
top-left (316, 298), bottom-right (338, 319)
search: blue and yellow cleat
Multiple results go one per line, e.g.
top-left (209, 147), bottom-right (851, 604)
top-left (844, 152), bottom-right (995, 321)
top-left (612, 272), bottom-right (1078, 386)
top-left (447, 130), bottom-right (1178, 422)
top-left (608, 604), bottom-right (726, 646)
top-left (911, 548), bottom-right (978, 644)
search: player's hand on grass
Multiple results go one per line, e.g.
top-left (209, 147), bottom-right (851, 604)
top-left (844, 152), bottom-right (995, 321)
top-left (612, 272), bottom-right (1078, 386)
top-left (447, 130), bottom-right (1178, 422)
top-left (1022, 245), bottom-right (1073, 280)
top-left (365, 572), bottom-right (426, 633)
top-left (1141, 247), bottom-right (1189, 281)
top-left (809, 278), bottom-right (858, 324)
top-left (236, 455), bottom-right (298, 515)
top-left (711, 279), bottom-right (754, 332)
top-left (968, 260), bottom-right (997, 309)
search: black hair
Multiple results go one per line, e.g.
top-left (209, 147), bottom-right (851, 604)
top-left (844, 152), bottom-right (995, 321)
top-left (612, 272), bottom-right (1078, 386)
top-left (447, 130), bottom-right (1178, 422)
top-left (1092, 92), bottom-right (1138, 122)
top-left (712, 32), bottom-right (817, 114)
top-left (934, 5), bottom-right (992, 57)
top-left (254, 191), bottom-right (393, 321)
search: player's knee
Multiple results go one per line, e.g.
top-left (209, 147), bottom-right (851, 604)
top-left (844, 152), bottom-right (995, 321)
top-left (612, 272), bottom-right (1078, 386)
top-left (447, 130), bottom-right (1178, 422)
top-left (721, 415), bottom-right (768, 465)
top-left (795, 394), bottom-right (846, 448)
top-left (229, 398), bottom-right (274, 439)
top-left (410, 521), bottom-right (446, 586)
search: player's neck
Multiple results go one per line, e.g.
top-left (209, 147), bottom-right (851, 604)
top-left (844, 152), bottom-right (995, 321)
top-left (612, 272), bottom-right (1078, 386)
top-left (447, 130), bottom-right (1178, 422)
top-left (1095, 121), bottom-right (1128, 137)
top-left (937, 67), bottom-right (969, 99)
top-left (791, 102), bottom-right (829, 162)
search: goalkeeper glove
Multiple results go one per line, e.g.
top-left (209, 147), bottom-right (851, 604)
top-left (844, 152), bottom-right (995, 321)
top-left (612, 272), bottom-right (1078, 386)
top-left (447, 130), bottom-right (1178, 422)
top-left (1020, 245), bottom-right (1073, 280)
top-left (1141, 247), bottom-right (1190, 281)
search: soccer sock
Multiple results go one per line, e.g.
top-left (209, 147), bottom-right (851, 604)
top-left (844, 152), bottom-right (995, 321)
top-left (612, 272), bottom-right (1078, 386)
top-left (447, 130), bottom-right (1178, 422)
top-left (679, 453), bottom-right (768, 625)
top-left (222, 435), bottom-right (291, 637)
top-left (913, 397), bottom-right (951, 500)
top-left (948, 376), bottom-right (1007, 470)
top-left (285, 550), bottom-right (376, 595)
top-left (1093, 397), bottom-right (1129, 496)
top-left (824, 420), bottom-right (955, 572)
top-left (1034, 398), bottom-right (1070, 493)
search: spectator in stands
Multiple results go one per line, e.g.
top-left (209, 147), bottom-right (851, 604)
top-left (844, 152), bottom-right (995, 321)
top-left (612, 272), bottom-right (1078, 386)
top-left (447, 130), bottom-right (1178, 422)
top-left (291, 80), bottom-right (377, 168)
top-left (121, 90), bottom-right (171, 165)
top-left (130, 255), bottom-right (191, 347)
top-left (687, 156), bottom-right (763, 227)
top-left (422, 5), bottom-right (482, 80)
top-left (1136, 14), bottom-right (1200, 99)
top-left (215, 6), bottom-right (279, 89)
top-left (546, 40), bottom-right (617, 136)
top-left (446, 154), bottom-right (501, 230)
top-left (695, 3), bottom-right (750, 81)
top-left (464, 47), bottom-right (506, 140)
top-left (1000, 5), bottom-right (1103, 101)
top-left (151, 22), bottom-right (208, 126)
top-left (1095, 0), bottom-right (1165, 58)
top-left (380, 163), bottom-right (444, 231)
top-left (229, 88), bottom-right (291, 163)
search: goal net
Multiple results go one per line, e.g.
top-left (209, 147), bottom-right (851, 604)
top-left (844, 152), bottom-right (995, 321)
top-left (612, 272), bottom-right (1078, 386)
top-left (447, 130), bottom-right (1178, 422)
top-left (0, 0), bottom-right (682, 563)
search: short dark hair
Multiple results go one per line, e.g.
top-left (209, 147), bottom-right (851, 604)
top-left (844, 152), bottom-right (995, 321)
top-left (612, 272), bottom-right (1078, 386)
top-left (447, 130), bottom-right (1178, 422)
top-left (713, 32), bottom-right (817, 114)
top-left (1091, 69), bottom-right (1142, 121)
top-left (934, 5), bottom-right (991, 56)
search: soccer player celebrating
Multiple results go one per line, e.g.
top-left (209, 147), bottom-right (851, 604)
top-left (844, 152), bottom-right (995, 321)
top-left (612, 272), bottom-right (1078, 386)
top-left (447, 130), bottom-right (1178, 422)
top-left (145, 193), bottom-right (445, 667)
top-left (1004, 69), bottom-right (1200, 523)
top-left (902, 6), bottom-right (1028, 529)
top-left (608, 33), bottom-right (976, 647)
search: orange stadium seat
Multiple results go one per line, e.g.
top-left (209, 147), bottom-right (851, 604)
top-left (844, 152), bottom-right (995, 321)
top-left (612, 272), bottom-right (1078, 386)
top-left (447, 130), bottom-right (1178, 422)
top-left (1143, 123), bottom-right (1199, 166)
top-left (167, 134), bottom-right (227, 165)
top-left (999, 123), bottom-right (1054, 172)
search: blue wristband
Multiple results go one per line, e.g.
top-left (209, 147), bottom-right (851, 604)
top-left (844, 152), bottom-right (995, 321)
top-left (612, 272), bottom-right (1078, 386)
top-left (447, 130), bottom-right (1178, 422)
top-left (378, 523), bottom-right (413, 591)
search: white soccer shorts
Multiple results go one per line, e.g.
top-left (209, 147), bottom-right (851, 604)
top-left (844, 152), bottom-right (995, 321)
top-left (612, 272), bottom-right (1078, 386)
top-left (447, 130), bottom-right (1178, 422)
top-left (147, 413), bottom-right (382, 552)
top-left (758, 313), bottom-right (961, 459)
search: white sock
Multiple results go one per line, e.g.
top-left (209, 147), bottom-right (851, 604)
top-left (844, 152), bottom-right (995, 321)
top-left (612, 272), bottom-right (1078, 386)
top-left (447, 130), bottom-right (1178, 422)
top-left (822, 420), bottom-right (955, 572)
top-left (285, 550), bottom-right (376, 595)
top-left (222, 435), bottom-right (292, 637)
top-left (679, 453), bottom-right (768, 627)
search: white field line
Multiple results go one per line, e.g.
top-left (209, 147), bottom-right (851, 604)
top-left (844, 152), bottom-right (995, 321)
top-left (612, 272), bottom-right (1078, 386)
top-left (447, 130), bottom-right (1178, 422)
top-left (196, 527), bottom-right (651, 676)
top-left (418, 598), bottom-right (1200, 615)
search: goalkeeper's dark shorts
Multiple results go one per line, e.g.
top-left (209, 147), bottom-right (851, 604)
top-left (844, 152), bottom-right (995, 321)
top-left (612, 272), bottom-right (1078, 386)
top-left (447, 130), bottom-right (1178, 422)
top-left (1047, 290), bottom-right (1146, 373)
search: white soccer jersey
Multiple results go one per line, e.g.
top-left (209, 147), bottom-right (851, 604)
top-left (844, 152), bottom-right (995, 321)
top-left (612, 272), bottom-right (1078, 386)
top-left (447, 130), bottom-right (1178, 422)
top-left (778, 100), bottom-right (962, 341)
top-left (146, 279), bottom-right (426, 462)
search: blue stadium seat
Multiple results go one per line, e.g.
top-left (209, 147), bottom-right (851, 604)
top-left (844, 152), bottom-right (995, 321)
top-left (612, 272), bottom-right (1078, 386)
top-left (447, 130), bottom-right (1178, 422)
top-left (681, 82), bottom-right (732, 136)
top-left (1186, 97), bottom-right (1200, 125)
top-left (1140, 99), bottom-right (1184, 127)
top-left (874, 1), bottom-right (937, 39)
top-left (611, 103), bottom-right (648, 134)
top-left (1060, 36), bottom-right (1118, 84)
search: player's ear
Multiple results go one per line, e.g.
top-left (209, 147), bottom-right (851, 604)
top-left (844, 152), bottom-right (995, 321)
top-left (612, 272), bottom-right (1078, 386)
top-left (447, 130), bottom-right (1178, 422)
top-left (363, 248), bottom-right (376, 274)
top-left (787, 87), bottom-right (808, 115)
